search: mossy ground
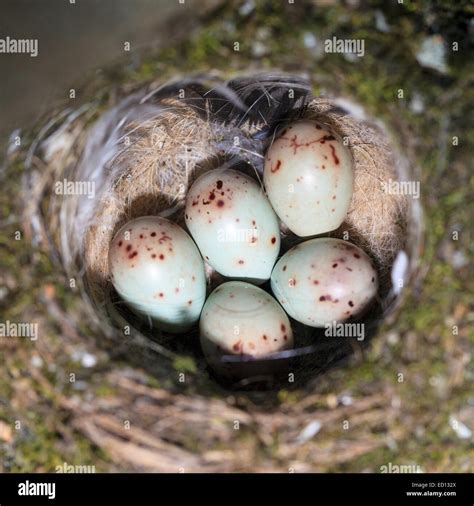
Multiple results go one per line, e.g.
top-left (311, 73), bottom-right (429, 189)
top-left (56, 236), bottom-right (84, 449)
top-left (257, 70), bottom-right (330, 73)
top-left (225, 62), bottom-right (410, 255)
top-left (0, 0), bottom-right (472, 472)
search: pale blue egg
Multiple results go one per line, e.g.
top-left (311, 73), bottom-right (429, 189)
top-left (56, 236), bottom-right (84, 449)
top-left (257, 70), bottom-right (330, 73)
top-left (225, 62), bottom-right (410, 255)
top-left (108, 216), bottom-right (206, 333)
top-left (264, 121), bottom-right (354, 237)
top-left (185, 169), bottom-right (280, 284)
top-left (200, 281), bottom-right (293, 377)
top-left (271, 238), bottom-right (378, 327)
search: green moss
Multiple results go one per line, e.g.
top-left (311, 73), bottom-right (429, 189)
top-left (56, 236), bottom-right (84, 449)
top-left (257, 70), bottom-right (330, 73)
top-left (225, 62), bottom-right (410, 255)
top-left (11, 411), bottom-right (109, 472)
top-left (173, 355), bottom-right (198, 375)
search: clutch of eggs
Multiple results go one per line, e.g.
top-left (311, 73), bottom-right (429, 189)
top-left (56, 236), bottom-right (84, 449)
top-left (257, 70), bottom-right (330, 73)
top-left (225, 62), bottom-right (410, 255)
top-left (107, 119), bottom-right (380, 377)
top-left (108, 216), bottom-right (206, 333)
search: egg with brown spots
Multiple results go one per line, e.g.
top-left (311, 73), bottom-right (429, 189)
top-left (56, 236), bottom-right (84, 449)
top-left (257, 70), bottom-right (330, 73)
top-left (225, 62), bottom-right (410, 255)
top-left (185, 169), bottom-right (280, 283)
top-left (271, 238), bottom-right (378, 327)
top-left (108, 216), bottom-right (206, 333)
top-left (264, 121), bottom-right (354, 236)
top-left (200, 281), bottom-right (293, 377)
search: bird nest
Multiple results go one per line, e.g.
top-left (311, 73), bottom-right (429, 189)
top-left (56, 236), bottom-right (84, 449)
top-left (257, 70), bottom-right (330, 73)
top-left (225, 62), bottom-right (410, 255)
top-left (20, 73), bottom-right (423, 470)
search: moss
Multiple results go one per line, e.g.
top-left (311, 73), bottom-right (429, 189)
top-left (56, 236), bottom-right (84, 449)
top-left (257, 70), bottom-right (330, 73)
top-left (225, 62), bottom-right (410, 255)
top-left (173, 355), bottom-right (198, 375)
top-left (331, 446), bottom-right (396, 473)
top-left (10, 411), bottom-right (109, 472)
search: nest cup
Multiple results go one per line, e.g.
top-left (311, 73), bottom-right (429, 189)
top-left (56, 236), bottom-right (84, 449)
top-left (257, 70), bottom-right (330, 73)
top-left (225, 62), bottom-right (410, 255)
top-left (31, 74), bottom-right (422, 388)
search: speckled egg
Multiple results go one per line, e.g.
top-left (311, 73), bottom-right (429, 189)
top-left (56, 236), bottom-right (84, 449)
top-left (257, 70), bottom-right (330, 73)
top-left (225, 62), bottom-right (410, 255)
top-left (185, 169), bottom-right (280, 283)
top-left (200, 281), bottom-right (293, 377)
top-left (108, 216), bottom-right (206, 333)
top-left (271, 238), bottom-right (378, 327)
top-left (263, 121), bottom-right (354, 236)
